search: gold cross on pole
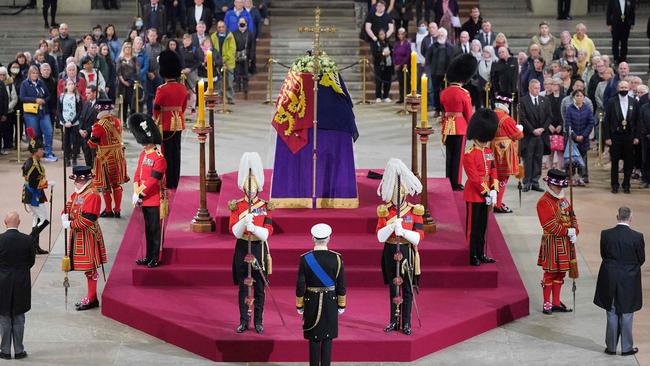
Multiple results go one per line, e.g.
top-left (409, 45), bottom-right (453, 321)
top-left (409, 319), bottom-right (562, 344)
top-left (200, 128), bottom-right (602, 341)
top-left (298, 7), bottom-right (336, 76)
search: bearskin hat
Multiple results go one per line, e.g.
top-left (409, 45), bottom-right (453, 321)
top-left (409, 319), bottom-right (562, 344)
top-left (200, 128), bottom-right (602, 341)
top-left (158, 50), bottom-right (181, 79)
top-left (128, 113), bottom-right (162, 145)
top-left (445, 53), bottom-right (478, 84)
top-left (466, 108), bottom-right (499, 143)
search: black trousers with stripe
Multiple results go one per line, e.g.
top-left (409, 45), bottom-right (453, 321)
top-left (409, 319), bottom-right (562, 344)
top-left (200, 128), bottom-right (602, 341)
top-left (445, 135), bottom-right (464, 188)
top-left (309, 338), bottom-right (332, 366)
top-left (466, 202), bottom-right (488, 260)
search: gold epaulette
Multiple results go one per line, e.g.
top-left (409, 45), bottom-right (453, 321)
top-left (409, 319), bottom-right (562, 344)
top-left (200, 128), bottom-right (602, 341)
top-left (265, 200), bottom-right (275, 211)
top-left (377, 204), bottom-right (389, 218)
top-left (411, 204), bottom-right (424, 216)
top-left (301, 250), bottom-right (314, 257)
top-left (228, 199), bottom-right (243, 211)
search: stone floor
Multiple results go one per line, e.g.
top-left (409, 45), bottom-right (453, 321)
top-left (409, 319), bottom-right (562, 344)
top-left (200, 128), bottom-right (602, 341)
top-left (0, 99), bottom-right (647, 366)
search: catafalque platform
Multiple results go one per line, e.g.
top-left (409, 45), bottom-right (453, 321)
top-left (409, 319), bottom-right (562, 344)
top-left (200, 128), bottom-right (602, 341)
top-left (101, 170), bottom-right (529, 362)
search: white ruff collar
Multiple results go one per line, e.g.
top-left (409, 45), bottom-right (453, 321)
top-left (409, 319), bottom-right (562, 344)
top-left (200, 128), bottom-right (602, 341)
top-left (75, 180), bottom-right (92, 194)
top-left (545, 185), bottom-right (565, 199)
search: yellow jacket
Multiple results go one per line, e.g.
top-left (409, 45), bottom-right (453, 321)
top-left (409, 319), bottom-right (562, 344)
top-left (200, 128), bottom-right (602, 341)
top-left (210, 31), bottom-right (236, 70)
top-left (571, 34), bottom-right (596, 61)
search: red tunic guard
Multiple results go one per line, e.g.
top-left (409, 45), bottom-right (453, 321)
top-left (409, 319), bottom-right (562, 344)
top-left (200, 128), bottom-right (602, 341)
top-left (439, 83), bottom-right (473, 189)
top-left (88, 114), bottom-right (129, 216)
top-left (134, 147), bottom-right (167, 207)
top-left (153, 80), bottom-right (187, 189)
top-left (463, 144), bottom-right (499, 203)
top-left (490, 109), bottom-right (524, 210)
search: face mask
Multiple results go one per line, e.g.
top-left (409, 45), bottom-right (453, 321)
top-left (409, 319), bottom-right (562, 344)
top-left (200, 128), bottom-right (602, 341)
top-left (136, 20), bottom-right (144, 28)
top-left (618, 90), bottom-right (628, 96)
top-left (418, 26), bottom-right (426, 34)
top-left (10, 68), bottom-right (19, 74)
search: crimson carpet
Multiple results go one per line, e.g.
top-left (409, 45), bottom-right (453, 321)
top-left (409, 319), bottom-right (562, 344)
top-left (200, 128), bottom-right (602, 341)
top-left (101, 170), bottom-right (529, 362)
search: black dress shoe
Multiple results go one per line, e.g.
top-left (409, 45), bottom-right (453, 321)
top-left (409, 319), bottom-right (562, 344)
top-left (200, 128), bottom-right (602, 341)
top-left (542, 308), bottom-right (552, 315)
top-left (551, 305), bottom-right (573, 312)
top-left (479, 256), bottom-right (496, 264)
top-left (255, 324), bottom-right (264, 334)
top-left (401, 324), bottom-right (412, 335)
top-left (604, 349), bottom-right (616, 355)
top-left (384, 322), bottom-right (399, 333)
top-left (14, 351), bottom-right (27, 359)
top-left (113, 211), bottom-right (121, 218)
top-left (147, 259), bottom-right (160, 268)
top-left (522, 185), bottom-right (531, 192)
top-left (611, 186), bottom-right (619, 194)
top-left (136, 257), bottom-right (150, 265)
top-left (452, 184), bottom-right (464, 191)
top-left (100, 210), bottom-right (114, 218)
top-left (531, 185), bottom-right (544, 192)
top-left (0, 353), bottom-right (11, 360)
top-left (623, 187), bottom-right (631, 194)
top-left (236, 322), bottom-right (248, 333)
top-left (621, 347), bottom-right (638, 356)
top-left (76, 299), bottom-right (99, 311)
top-left (469, 256), bottom-right (481, 266)
top-left (35, 246), bottom-right (49, 255)
top-left (494, 205), bottom-right (513, 214)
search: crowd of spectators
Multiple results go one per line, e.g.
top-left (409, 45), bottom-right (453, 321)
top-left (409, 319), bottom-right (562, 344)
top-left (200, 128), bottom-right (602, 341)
top-left (359, 1), bottom-right (650, 193)
top-left (0, 0), bottom-right (267, 163)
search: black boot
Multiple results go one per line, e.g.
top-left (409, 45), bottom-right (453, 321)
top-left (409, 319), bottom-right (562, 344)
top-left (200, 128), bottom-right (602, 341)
top-left (30, 221), bottom-right (50, 254)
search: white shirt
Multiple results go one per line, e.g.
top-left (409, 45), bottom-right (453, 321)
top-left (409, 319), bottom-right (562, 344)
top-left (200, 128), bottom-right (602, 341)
top-left (461, 43), bottom-right (469, 53)
top-left (195, 5), bottom-right (203, 23)
top-left (617, 222), bottom-right (630, 227)
top-left (619, 94), bottom-right (628, 119)
top-left (619, 0), bottom-right (625, 14)
top-left (532, 95), bottom-right (539, 106)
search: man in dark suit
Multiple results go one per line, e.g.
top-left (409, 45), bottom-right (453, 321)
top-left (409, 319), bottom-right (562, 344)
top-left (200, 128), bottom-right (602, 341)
top-left (604, 80), bottom-right (640, 194)
top-left (607, 0), bottom-right (635, 63)
top-left (0, 212), bottom-right (36, 360)
top-left (474, 21), bottom-right (496, 48)
top-left (142, 0), bottom-right (167, 39)
top-left (519, 79), bottom-right (551, 192)
top-left (594, 207), bottom-right (644, 356)
top-left (186, 0), bottom-right (212, 34)
top-left (78, 86), bottom-right (98, 167)
top-left (461, 6), bottom-right (482, 40)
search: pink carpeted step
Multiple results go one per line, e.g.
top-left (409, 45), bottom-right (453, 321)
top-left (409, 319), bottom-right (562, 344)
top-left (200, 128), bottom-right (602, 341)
top-left (131, 263), bottom-right (498, 288)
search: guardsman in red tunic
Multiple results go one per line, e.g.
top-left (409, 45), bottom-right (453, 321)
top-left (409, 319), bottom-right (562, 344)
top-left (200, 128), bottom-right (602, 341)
top-left (153, 50), bottom-right (187, 190)
top-left (129, 113), bottom-right (167, 268)
top-left (537, 169), bottom-right (578, 315)
top-left (491, 95), bottom-right (524, 213)
top-left (464, 109), bottom-right (499, 266)
top-left (61, 166), bottom-right (107, 311)
top-left (228, 152), bottom-right (274, 334)
top-left (87, 99), bottom-right (129, 218)
top-left (375, 158), bottom-right (424, 336)
top-left (440, 53), bottom-right (477, 191)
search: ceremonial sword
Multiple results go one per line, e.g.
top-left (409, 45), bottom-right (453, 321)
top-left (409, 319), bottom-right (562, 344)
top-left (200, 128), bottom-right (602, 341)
top-left (252, 257), bottom-right (286, 326)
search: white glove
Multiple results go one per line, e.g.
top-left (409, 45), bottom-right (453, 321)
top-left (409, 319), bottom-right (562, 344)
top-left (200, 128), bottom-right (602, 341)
top-left (297, 309), bottom-right (304, 315)
top-left (246, 222), bottom-right (256, 233)
top-left (516, 124), bottom-right (524, 132)
top-left (132, 193), bottom-right (140, 206)
top-left (61, 214), bottom-right (69, 223)
top-left (394, 222), bottom-right (405, 237)
top-left (62, 220), bottom-right (71, 230)
top-left (489, 190), bottom-right (497, 205)
top-left (567, 228), bottom-right (576, 237)
top-left (377, 222), bottom-right (396, 242)
top-left (402, 229), bottom-right (421, 246)
top-left (485, 195), bottom-right (492, 206)
top-left (570, 235), bottom-right (577, 244)
top-left (48, 180), bottom-right (56, 188)
top-left (338, 308), bottom-right (345, 315)
top-left (244, 213), bottom-right (254, 224)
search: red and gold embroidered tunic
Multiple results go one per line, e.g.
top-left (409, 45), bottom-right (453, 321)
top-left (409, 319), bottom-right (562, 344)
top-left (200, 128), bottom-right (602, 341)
top-left (88, 115), bottom-right (129, 189)
top-left (463, 144), bottom-right (499, 203)
top-left (228, 198), bottom-right (274, 241)
top-left (536, 191), bottom-right (579, 272)
top-left (134, 147), bottom-right (167, 207)
top-left (491, 109), bottom-right (524, 177)
top-left (66, 184), bottom-right (107, 272)
top-left (153, 81), bottom-right (187, 132)
top-left (439, 83), bottom-right (473, 143)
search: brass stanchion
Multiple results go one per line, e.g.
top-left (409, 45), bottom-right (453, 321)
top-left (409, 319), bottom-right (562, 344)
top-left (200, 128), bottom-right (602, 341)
top-left (191, 97), bottom-right (216, 233)
top-left (406, 93), bottom-right (420, 177)
top-left (484, 82), bottom-right (491, 109)
top-left (217, 65), bottom-right (232, 114)
top-left (597, 111), bottom-right (603, 167)
top-left (263, 58), bottom-right (275, 105)
top-left (205, 91), bottom-right (222, 192)
top-left (396, 67), bottom-right (408, 115)
top-left (356, 57), bottom-right (371, 105)
top-left (416, 125), bottom-right (436, 233)
top-left (134, 81), bottom-right (140, 114)
top-left (16, 110), bottom-right (21, 164)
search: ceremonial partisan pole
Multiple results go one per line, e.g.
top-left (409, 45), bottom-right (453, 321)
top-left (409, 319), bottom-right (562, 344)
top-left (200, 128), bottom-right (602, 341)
top-left (298, 7), bottom-right (335, 209)
top-left (567, 126), bottom-right (578, 314)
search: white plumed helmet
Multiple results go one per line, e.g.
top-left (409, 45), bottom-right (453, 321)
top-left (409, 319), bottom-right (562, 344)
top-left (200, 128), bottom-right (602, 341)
top-left (377, 158), bottom-right (422, 202)
top-left (237, 152), bottom-right (265, 192)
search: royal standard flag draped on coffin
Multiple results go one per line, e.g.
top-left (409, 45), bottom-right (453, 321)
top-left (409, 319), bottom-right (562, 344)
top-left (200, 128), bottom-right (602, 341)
top-left (272, 54), bottom-right (359, 154)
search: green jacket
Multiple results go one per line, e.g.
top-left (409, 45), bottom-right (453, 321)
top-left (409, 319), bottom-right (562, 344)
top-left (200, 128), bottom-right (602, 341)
top-left (210, 31), bottom-right (236, 70)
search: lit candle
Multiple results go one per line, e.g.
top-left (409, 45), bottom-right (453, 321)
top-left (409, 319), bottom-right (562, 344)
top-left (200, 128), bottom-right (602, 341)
top-left (420, 74), bottom-right (428, 128)
top-left (198, 79), bottom-right (205, 123)
top-left (206, 50), bottom-right (214, 92)
top-left (410, 51), bottom-right (417, 95)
